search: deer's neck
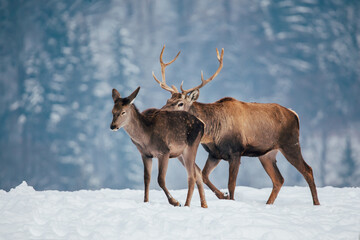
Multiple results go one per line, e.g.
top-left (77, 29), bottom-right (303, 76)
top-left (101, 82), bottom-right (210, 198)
top-left (189, 102), bottom-right (208, 121)
top-left (190, 102), bottom-right (219, 142)
top-left (123, 104), bottom-right (149, 144)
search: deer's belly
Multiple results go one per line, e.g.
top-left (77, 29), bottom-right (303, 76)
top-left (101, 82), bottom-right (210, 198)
top-left (201, 141), bottom-right (242, 160)
top-left (201, 140), bottom-right (273, 159)
top-left (242, 146), bottom-right (272, 157)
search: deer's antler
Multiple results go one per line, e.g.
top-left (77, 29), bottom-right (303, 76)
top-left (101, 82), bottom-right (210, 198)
top-left (152, 45), bottom-right (181, 94)
top-left (181, 48), bottom-right (224, 94)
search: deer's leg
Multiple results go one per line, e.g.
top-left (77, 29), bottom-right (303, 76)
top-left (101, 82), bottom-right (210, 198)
top-left (280, 144), bottom-right (320, 205)
top-left (228, 155), bottom-right (241, 200)
top-left (202, 155), bottom-right (229, 199)
top-left (178, 156), bottom-right (207, 208)
top-left (142, 155), bottom-right (153, 203)
top-left (258, 150), bottom-right (284, 204)
top-left (181, 147), bottom-right (197, 207)
top-left (158, 155), bottom-right (180, 207)
top-left (195, 164), bottom-right (208, 208)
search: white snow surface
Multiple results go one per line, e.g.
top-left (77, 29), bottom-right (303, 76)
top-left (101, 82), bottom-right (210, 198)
top-left (0, 182), bottom-right (359, 240)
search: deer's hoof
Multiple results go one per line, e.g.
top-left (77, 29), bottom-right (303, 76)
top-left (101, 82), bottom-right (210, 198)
top-left (169, 198), bottom-right (181, 207)
top-left (215, 191), bottom-right (230, 200)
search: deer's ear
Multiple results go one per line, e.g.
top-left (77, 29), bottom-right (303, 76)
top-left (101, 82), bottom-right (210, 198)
top-left (127, 86), bottom-right (140, 104)
top-left (112, 89), bottom-right (121, 102)
top-left (187, 89), bottom-right (199, 102)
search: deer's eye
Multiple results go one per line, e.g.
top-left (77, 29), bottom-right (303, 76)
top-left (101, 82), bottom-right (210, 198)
top-left (178, 102), bottom-right (184, 107)
top-left (121, 111), bottom-right (126, 115)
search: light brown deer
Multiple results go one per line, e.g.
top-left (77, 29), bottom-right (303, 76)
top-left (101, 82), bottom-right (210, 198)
top-left (153, 46), bottom-right (320, 205)
top-left (110, 86), bottom-right (208, 208)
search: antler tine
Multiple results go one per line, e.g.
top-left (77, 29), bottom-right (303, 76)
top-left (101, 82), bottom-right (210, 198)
top-left (216, 48), bottom-right (221, 61)
top-left (153, 45), bottom-right (180, 94)
top-left (171, 85), bottom-right (179, 92)
top-left (152, 71), bottom-right (175, 93)
top-left (181, 48), bottom-right (224, 94)
top-left (160, 45), bottom-right (181, 67)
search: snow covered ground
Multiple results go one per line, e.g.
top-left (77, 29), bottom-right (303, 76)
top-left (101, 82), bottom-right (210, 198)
top-left (0, 182), bottom-right (359, 240)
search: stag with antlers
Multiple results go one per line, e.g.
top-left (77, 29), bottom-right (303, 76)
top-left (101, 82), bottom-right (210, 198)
top-left (110, 86), bottom-right (208, 208)
top-left (153, 46), bottom-right (320, 205)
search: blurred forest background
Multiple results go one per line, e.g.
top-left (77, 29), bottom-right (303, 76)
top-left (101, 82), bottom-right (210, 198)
top-left (1, 0), bottom-right (359, 191)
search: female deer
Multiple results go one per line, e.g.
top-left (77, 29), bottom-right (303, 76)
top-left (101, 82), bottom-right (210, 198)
top-left (110, 86), bottom-right (207, 208)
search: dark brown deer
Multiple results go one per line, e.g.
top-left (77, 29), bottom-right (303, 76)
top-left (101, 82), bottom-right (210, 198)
top-left (153, 46), bottom-right (320, 205)
top-left (110, 86), bottom-right (208, 208)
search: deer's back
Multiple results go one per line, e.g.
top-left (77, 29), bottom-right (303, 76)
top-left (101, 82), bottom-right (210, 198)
top-left (193, 98), bottom-right (299, 159)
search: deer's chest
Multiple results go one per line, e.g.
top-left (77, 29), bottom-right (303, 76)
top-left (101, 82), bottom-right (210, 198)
top-left (131, 137), bottom-right (184, 159)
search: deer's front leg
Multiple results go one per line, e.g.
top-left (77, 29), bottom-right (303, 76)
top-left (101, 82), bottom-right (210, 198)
top-left (202, 155), bottom-right (229, 199)
top-left (158, 154), bottom-right (180, 207)
top-left (228, 156), bottom-right (241, 200)
top-left (142, 155), bottom-right (152, 203)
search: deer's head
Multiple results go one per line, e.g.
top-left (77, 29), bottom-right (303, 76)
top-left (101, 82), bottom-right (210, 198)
top-left (152, 46), bottom-right (224, 112)
top-left (110, 87), bottom-right (140, 131)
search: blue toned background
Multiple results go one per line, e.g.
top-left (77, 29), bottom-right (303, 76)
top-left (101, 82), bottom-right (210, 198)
top-left (1, 0), bottom-right (359, 191)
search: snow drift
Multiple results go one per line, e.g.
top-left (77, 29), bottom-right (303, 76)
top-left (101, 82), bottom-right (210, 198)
top-left (0, 182), bottom-right (359, 240)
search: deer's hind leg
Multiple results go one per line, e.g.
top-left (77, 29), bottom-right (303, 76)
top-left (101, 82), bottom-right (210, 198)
top-left (158, 154), bottom-right (180, 207)
top-left (280, 143), bottom-right (320, 205)
top-left (181, 144), bottom-right (200, 207)
top-left (195, 164), bottom-right (208, 208)
top-left (258, 150), bottom-right (284, 204)
top-left (178, 155), bottom-right (207, 208)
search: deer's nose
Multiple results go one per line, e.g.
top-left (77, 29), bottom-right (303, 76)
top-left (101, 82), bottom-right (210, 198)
top-left (110, 124), bottom-right (117, 130)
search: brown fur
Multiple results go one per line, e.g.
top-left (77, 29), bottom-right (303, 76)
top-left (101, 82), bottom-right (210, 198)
top-left (161, 93), bottom-right (320, 205)
top-left (110, 87), bottom-right (208, 208)
top-left (153, 46), bottom-right (318, 205)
